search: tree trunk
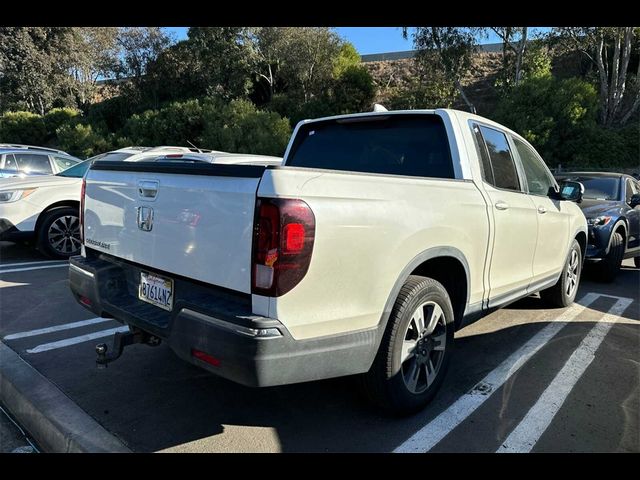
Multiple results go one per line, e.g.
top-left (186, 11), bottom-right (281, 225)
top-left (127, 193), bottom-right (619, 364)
top-left (606, 30), bottom-right (621, 126)
top-left (595, 34), bottom-right (610, 125)
top-left (620, 94), bottom-right (640, 125)
top-left (514, 27), bottom-right (528, 86)
top-left (611, 27), bottom-right (633, 122)
top-left (620, 53), bottom-right (640, 126)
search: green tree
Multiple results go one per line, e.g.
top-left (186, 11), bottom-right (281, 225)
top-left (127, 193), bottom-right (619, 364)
top-left (202, 99), bottom-right (291, 156)
top-left (333, 43), bottom-right (361, 77)
top-left (488, 27), bottom-right (530, 89)
top-left (0, 111), bottom-right (47, 144)
top-left (404, 27), bottom-right (482, 113)
top-left (56, 123), bottom-right (109, 158)
top-left (0, 27), bottom-right (77, 114)
top-left (287, 27), bottom-right (343, 102)
top-left (386, 75), bottom-right (452, 110)
top-left (66, 28), bottom-right (120, 109)
top-left (186, 27), bottom-right (254, 100)
top-left (145, 27), bottom-right (254, 106)
top-left (552, 27), bottom-right (639, 126)
top-left (114, 27), bottom-right (173, 107)
top-left (490, 76), bottom-right (638, 168)
top-left (249, 27), bottom-right (344, 104)
top-left (124, 99), bottom-right (206, 146)
top-left (332, 66), bottom-right (376, 114)
top-left (43, 107), bottom-right (81, 143)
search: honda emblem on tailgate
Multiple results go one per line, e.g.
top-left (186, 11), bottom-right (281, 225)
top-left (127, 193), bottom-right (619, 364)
top-left (137, 206), bottom-right (154, 231)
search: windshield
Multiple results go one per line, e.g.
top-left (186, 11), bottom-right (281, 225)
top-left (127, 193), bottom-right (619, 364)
top-left (561, 176), bottom-right (621, 200)
top-left (85, 151), bottom-right (135, 162)
top-left (56, 160), bottom-right (92, 178)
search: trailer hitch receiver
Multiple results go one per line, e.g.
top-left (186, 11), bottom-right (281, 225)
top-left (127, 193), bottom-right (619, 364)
top-left (95, 328), bottom-right (161, 369)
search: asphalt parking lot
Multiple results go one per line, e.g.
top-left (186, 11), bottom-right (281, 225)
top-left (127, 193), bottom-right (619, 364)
top-left (1, 240), bottom-right (638, 453)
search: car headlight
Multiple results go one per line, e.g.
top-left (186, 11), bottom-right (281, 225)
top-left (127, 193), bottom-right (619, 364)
top-left (0, 188), bottom-right (37, 203)
top-left (587, 215), bottom-right (612, 227)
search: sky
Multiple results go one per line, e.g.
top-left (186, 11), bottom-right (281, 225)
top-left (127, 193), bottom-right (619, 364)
top-left (165, 27), bottom-right (551, 55)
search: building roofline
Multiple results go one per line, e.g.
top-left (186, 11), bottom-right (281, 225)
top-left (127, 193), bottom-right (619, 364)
top-left (360, 42), bottom-right (505, 62)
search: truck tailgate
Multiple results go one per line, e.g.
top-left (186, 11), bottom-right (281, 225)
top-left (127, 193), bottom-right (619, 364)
top-left (83, 162), bottom-right (264, 293)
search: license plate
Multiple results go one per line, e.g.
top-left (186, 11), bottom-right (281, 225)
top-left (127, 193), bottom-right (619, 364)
top-left (138, 271), bottom-right (173, 311)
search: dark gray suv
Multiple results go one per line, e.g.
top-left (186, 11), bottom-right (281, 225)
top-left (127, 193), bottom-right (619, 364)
top-left (0, 144), bottom-right (82, 178)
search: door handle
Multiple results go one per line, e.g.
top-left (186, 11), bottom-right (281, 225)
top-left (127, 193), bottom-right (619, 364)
top-left (138, 180), bottom-right (158, 199)
top-left (495, 201), bottom-right (509, 211)
top-left (537, 206), bottom-right (547, 214)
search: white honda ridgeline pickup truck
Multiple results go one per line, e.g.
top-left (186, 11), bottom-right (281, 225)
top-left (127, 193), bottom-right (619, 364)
top-left (70, 108), bottom-right (587, 414)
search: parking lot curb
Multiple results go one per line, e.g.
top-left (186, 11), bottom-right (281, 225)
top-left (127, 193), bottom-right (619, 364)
top-left (0, 342), bottom-right (131, 453)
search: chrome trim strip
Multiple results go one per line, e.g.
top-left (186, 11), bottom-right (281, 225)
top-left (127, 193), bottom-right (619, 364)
top-left (69, 262), bottom-right (95, 278)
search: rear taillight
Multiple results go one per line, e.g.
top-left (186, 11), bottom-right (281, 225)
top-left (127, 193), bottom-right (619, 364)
top-left (251, 198), bottom-right (315, 297)
top-left (79, 178), bottom-right (86, 243)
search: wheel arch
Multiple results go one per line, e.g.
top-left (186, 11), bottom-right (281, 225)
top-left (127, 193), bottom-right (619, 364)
top-left (34, 200), bottom-right (80, 238)
top-left (379, 247), bottom-right (470, 331)
top-left (574, 230), bottom-right (587, 260)
top-left (608, 219), bottom-right (627, 252)
top-left (365, 247), bottom-right (471, 371)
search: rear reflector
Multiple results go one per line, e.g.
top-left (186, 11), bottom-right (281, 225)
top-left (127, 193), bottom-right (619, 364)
top-left (79, 295), bottom-right (92, 307)
top-left (191, 349), bottom-right (221, 367)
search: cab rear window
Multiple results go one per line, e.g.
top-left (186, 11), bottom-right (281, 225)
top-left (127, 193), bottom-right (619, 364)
top-left (286, 115), bottom-right (454, 179)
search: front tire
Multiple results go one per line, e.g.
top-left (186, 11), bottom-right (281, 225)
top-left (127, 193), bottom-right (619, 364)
top-left (361, 275), bottom-right (454, 415)
top-left (36, 207), bottom-right (82, 259)
top-left (541, 239), bottom-right (582, 308)
top-left (635, 257), bottom-right (640, 268)
top-left (597, 232), bottom-right (624, 282)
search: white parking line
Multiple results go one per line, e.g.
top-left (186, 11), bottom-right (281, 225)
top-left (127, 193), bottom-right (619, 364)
top-left (3, 317), bottom-right (112, 340)
top-left (0, 260), bottom-right (67, 269)
top-left (393, 292), bottom-right (602, 453)
top-left (497, 296), bottom-right (633, 453)
top-left (0, 264), bottom-right (68, 274)
top-left (26, 326), bottom-right (130, 354)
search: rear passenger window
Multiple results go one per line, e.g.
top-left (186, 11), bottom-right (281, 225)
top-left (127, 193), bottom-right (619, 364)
top-left (471, 125), bottom-right (495, 186)
top-left (287, 115), bottom-right (454, 179)
top-left (626, 179), bottom-right (636, 204)
top-left (14, 153), bottom-right (52, 174)
top-left (513, 138), bottom-right (555, 196)
top-left (478, 125), bottom-right (520, 191)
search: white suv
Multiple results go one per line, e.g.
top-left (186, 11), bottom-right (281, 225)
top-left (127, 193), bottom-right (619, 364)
top-left (0, 146), bottom-right (278, 258)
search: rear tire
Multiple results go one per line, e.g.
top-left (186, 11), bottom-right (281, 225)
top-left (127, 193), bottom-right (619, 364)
top-left (36, 207), bottom-right (81, 259)
top-left (541, 239), bottom-right (582, 308)
top-left (597, 232), bottom-right (624, 282)
top-left (634, 256), bottom-right (639, 269)
top-left (360, 275), bottom-right (455, 415)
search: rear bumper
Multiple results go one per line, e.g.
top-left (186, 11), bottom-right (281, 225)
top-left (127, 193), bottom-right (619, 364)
top-left (69, 251), bottom-right (376, 387)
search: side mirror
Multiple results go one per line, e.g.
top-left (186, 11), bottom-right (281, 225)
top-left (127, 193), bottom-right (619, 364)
top-left (549, 181), bottom-right (584, 203)
top-left (630, 193), bottom-right (640, 208)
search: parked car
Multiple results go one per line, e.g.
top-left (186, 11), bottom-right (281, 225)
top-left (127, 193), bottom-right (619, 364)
top-left (70, 108), bottom-right (587, 414)
top-left (0, 147), bottom-right (282, 259)
top-left (0, 144), bottom-right (82, 178)
top-left (555, 172), bottom-right (640, 278)
top-left (88, 145), bottom-right (218, 163)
